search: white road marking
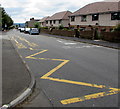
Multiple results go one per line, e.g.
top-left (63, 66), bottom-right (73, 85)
top-left (57, 40), bottom-right (64, 43)
top-left (57, 40), bottom-right (77, 45)
top-left (57, 40), bottom-right (101, 49)
top-left (63, 45), bottom-right (101, 49)
top-left (64, 43), bottom-right (77, 45)
top-left (94, 40), bottom-right (101, 42)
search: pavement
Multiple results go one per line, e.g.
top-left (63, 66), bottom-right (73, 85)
top-left (0, 32), bottom-right (35, 109)
top-left (41, 33), bottom-right (120, 49)
top-left (0, 33), bottom-right (2, 107)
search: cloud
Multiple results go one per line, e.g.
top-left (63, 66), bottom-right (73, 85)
top-left (0, 0), bottom-right (104, 23)
top-left (0, 0), bottom-right (27, 8)
top-left (104, 0), bottom-right (119, 1)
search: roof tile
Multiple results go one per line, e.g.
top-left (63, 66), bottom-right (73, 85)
top-left (71, 2), bottom-right (119, 16)
top-left (47, 11), bottom-right (72, 20)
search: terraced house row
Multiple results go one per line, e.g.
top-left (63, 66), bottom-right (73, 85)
top-left (26, 1), bottom-right (120, 32)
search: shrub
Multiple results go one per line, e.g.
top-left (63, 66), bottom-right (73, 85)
top-left (41, 27), bottom-right (48, 29)
top-left (8, 25), bottom-right (15, 29)
top-left (114, 24), bottom-right (120, 31)
top-left (59, 24), bottom-right (64, 30)
top-left (34, 22), bottom-right (40, 28)
top-left (63, 28), bottom-right (69, 31)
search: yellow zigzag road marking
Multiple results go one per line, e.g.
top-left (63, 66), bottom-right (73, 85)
top-left (61, 88), bottom-right (120, 104)
top-left (26, 50), bottom-right (70, 78)
top-left (25, 49), bottom-right (120, 105)
top-left (13, 36), bottom-right (120, 105)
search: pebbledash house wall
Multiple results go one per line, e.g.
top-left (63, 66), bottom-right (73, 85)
top-left (40, 22), bottom-right (47, 27)
top-left (70, 13), bottom-right (119, 31)
top-left (61, 19), bottom-right (70, 27)
top-left (46, 19), bottom-right (70, 27)
top-left (27, 20), bottom-right (39, 28)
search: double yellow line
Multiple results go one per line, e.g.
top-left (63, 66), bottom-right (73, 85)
top-left (11, 37), bottom-right (27, 49)
top-left (17, 36), bottom-right (38, 47)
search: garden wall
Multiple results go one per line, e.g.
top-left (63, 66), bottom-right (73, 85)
top-left (41, 29), bottom-right (75, 37)
top-left (40, 28), bottom-right (120, 43)
top-left (101, 32), bottom-right (120, 42)
top-left (80, 31), bottom-right (93, 39)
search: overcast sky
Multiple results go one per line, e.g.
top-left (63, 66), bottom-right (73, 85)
top-left (0, 0), bottom-right (118, 23)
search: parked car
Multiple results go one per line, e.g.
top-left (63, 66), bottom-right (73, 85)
top-left (24, 28), bottom-right (30, 33)
top-left (20, 28), bottom-right (25, 32)
top-left (18, 27), bottom-right (21, 31)
top-left (29, 28), bottom-right (39, 35)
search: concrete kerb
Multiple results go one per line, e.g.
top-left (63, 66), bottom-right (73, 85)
top-left (0, 37), bottom-right (36, 109)
top-left (41, 33), bottom-right (119, 50)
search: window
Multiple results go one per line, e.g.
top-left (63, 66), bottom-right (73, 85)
top-left (92, 14), bottom-right (99, 21)
top-left (81, 15), bottom-right (87, 22)
top-left (59, 20), bottom-right (62, 24)
top-left (53, 20), bottom-right (56, 24)
top-left (50, 20), bottom-right (52, 24)
top-left (111, 12), bottom-right (120, 20)
top-left (80, 27), bottom-right (86, 31)
top-left (46, 21), bottom-right (48, 24)
top-left (71, 16), bottom-right (75, 22)
top-left (101, 28), bottom-right (106, 32)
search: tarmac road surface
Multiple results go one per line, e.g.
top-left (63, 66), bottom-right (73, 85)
top-left (8, 29), bottom-right (119, 108)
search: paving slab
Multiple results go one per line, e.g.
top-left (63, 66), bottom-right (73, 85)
top-left (0, 34), bottom-right (2, 106)
top-left (2, 38), bottom-right (31, 106)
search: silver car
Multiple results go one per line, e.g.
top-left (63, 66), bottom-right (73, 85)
top-left (29, 28), bottom-right (39, 35)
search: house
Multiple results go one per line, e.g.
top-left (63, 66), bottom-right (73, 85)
top-left (39, 16), bottom-right (50, 27)
top-left (46, 11), bottom-right (72, 28)
top-left (25, 18), bottom-right (40, 28)
top-left (70, 1), bottom-right (120, 31)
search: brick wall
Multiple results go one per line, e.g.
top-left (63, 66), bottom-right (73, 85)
top-left (101, 32), bottom-right (120, 42)
top-left (40, 28), bottom-right (120, 42)
top-left (80, 31), bottom-right (93, 39)
top-left (41, 29), bottom-right (75, 37)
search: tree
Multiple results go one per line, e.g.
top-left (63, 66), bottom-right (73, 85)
top-left (0, 7), bottom-right (2, 30)
top-left (34, 22), bottom-right (40, 28)
top-left (0, 7), bottom-right (14, 30)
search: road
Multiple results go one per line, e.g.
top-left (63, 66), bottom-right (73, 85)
top-left (8, 29), bottom-right (119, 107)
